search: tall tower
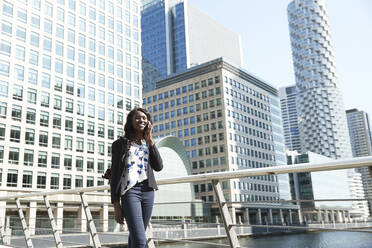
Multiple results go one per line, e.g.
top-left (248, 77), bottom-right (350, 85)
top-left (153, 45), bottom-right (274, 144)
top-left (287, 0), bottom-right (352, 159)
top-left (141, 0), bottom-right (242, 92)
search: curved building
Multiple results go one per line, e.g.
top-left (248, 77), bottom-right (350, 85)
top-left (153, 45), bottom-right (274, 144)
top-left (287, 0), bottom-right (352, 159)
top-left (153, 136), bottom-right (206, 217)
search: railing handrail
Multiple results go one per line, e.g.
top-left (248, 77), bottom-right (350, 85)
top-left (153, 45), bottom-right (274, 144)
top-left (1, 156), bottom-right (371, 201)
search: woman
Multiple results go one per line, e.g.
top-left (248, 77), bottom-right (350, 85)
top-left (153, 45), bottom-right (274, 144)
top-left (110, 108), bottom-right (163, 248)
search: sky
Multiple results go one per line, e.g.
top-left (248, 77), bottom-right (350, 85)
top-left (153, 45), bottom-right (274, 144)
top-left (188, 0), bottom-right (372, 117)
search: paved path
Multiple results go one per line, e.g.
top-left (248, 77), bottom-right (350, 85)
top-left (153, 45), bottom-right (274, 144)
top-left (9, 232), bottom-right (129, 248)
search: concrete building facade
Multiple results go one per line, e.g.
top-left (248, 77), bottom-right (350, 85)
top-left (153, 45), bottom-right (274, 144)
top-left (0, 0), bottom-right (143, 197)
top-left (143, 58), bottom-right (298, 224)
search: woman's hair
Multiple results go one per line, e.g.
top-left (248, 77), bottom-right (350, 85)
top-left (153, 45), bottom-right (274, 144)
top-left (121, 108), bottom-right (152, 160)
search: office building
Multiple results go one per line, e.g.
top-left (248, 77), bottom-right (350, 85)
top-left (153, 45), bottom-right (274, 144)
top-left (141, 0), bottom-right (242, 92)
top-left (0, 0), bottom-right (144, 192)
top-left (287, 0), bottom-right (352, 159)
top-left (143, 58), bottom-right (299, 224)
top-left (279, 85), bottom-right (301, 153)
top-left (346, 108), bottom-right (372, 215)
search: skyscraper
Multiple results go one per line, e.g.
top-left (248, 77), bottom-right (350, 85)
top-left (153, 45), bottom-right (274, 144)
top-left (141, 0), bottom-right (242, 92)
top-left (346, 108), bottom-right (372, 214)
top-left (0, 0), bottom-right (141, 192)
top-left (279, 85), bottom-right (301, 153)
top-left (287, 0), bottom-right (352, 159)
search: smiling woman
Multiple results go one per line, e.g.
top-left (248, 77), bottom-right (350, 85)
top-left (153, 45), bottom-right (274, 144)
top-left (109, 107), bottom-right (163, 248)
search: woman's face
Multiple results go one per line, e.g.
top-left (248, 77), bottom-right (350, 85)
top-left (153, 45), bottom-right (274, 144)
top-left (132, 110), bottom-right (148, 134)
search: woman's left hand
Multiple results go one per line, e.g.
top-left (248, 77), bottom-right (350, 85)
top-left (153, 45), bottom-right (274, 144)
top-left (144, 122), bottom-right (154, 146)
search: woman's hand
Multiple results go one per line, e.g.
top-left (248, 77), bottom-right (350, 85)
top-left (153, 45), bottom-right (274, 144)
top-left (144, 122), bottom-right (154, 146)
top-left (113, 201), bottom-right (124, 224)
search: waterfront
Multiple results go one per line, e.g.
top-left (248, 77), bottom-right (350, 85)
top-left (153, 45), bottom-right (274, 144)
top-left (159, 231), bottom-right (372, 248)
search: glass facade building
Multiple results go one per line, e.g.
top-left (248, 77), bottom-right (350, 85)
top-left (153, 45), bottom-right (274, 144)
top-left (0, 0), bottom-right (142, 191)
top-left (141, 0), bottom-right (242, 92)
top-left (279, 85), bottom-right (301, 153)
top-left (143, 58), bottom-right (297, 222)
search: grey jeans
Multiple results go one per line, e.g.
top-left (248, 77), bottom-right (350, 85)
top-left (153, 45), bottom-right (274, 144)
top-left (121, 180), bottom-right (154, 248)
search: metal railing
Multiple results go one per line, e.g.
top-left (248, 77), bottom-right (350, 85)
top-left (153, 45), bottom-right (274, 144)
top-left (0, 156), bottom-right (371, 248)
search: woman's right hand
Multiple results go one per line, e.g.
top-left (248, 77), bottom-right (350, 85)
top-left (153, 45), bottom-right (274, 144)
top-left (113, 201), bottom-right (124, 224)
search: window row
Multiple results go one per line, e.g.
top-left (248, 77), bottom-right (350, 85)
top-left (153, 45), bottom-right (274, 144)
top-left (227, 110), bottom-right (271, 132)
top-left (145, 88), bottom-right (221, 108)
top-left (226, 97), bottom-right (269, 121)
top-left (0, 21), bottom-right (140, 55)
top-left (0, 146), bottom-right (111, 167)
top-left (191, 156), bottom-right (227, 170)
top-left (153, 110), bottom-right (223, 125)
top-left (0, 102), bottom-right (126, 125)
top-left (2, 125), bottom-right (121, 146)
top-left (231, 152), bottom-right (275, 166)
top-left (4, 169), bottom-right (105, 189)
top-left (0, 40), bottom-right (140, 72)
top-left (148, 97), bottom-right (222, 115)
top-left (143, 76), bottom-right (220, 104)
top-left (153, 121), bottom-right (224, 135)
top-left (186, 145), bottom-right (225, 159)
top-left (224, 76), bottom-right (270, 103)
top-left (0, 58), bottom-right (139, 86)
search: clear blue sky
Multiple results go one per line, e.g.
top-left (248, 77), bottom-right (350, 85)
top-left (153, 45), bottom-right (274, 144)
top-left (189, 0), bottom-right (372, 117)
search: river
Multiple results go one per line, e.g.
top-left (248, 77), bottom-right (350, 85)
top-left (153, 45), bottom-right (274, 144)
top-left (158, 231), bottom-right (372, 248)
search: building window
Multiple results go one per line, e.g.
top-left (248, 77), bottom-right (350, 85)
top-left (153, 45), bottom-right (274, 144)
top-left (76, 156), bottom-right (83, 171)
top-left (8, 147), bottom-right (19, 164)
top-left (53, 114), bottom-right (62, 129)
top-left (50, 173), bottom-right (59, 189)
top-left (65, 136), bottom-right (72, 151)
top-left (76, 138), bottom-right (84, 152)
top-left (87, 158), bottom-right (94, 172)
top-left (11, 105), bottom-right (22, 121)
top-left (40, 111), bottom-right (49, 127)
top-left (51, 153), bottom-right (60, 169)
top-left (63, 175), bottom-right (72, 189)
top-left (87, 176), bottom-right (94, 187)
top-left (7, 169), bottom-right (18, 187)
top-left (37, 172), bottom-right (46, 189)
top-left (39, 131), bottom-right (48, 147)
top-left (38, 151), bottom-right (47, 168)
top-left (24, 149), bottom-right (34, 166)
top-left (64, 155), bottom-right (72, 170)
top-left (98, 160), bottom-right (104, 173)
top-left (75, 175), bottom-right (83, 188)
top-left (0, 124), bottom-right (5, 140)
top-left (22, 171), bottom-right (33, 188)
top-left (10, 126), bottom-right (21, 142)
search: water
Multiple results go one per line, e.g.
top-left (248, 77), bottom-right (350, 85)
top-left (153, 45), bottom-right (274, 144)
top-left (158, 231), bottom-right (372, 248)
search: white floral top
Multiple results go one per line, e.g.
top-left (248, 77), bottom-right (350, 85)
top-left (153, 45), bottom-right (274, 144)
top-left (121, 141), bottom-right (149, 195)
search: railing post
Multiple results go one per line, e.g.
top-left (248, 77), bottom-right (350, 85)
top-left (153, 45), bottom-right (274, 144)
top-left (212, 179), bottom-right (240, 248)
top-left (79, 192), bottom-right (102, 248)
top-left (146, 223), bottom-right (156, 248)
top-left (3, 217), bottom-right (11, 246)
top-left (15, 198), bottom-right (34, 248)
top-left (44, 196), bottom-right (63, 248)
top-left (0, 200), bottom-right (6, 242)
